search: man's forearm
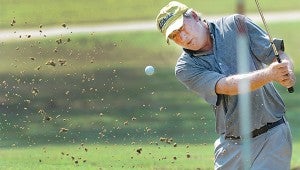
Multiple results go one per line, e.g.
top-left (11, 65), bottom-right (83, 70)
top-left (216, 68), bottom-right (272, 95)
top-left (216, 51), bottom-right (295, 95)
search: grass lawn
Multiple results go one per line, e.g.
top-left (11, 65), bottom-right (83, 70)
top-left (1, 0), bottom-right (300, 28)
top-left (0, 144), bottom-right (214, 170)
top-left (0, 143), bottom-right (299, 169)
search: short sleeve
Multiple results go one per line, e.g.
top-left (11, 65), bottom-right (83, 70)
top-left (175, 54), bottom-right (226, 105)
top-left (245, 17), bottom-right (284, 65)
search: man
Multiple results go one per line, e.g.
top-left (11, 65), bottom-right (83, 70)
top-left (156, 1), bottom-right (296, 170)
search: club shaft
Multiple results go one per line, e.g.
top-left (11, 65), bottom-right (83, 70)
top-left (254, 0), bottom-right (294, 93)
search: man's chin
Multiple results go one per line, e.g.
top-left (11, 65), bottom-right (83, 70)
top-left (187, 47), bottom-right (201, 51)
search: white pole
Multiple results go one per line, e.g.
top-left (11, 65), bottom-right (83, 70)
top-left (237, 27), bottom-right (251, 170)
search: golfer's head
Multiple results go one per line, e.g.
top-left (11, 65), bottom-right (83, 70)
top-left (156, 1), bottom-right (190, 44)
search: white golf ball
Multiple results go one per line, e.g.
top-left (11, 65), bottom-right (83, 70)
top-left (145, 65), bottom-right (155, 75)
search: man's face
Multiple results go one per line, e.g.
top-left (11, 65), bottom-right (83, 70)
top-left (168, 14), bottom-right (208, 51)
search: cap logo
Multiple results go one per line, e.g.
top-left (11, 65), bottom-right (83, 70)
top-left (159, 12), bottom-right (174, 31)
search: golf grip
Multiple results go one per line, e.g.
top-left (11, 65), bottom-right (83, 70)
top-left (255, 0), bottom-right (295, 93)
top-left (275, 54), bottom-right (295, 93)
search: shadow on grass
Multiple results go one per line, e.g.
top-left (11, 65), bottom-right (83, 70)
top-left (0, 67), bottom-right (217, 147)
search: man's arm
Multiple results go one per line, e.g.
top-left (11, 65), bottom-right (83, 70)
top-left (216, 51), bottom-right (295, 95)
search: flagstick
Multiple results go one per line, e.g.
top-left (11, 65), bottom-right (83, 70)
top-left (237, 24), bottom-right (251, 170)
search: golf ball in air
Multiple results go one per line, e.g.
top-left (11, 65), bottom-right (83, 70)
top-left (145, 66), bottom-right (155, 75)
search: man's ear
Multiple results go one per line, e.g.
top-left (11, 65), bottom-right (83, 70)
top-left (191, 10), bottom-right (201, 21)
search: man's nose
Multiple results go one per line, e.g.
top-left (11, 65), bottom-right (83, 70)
top-left (179, 32), bottom-right (188, 42)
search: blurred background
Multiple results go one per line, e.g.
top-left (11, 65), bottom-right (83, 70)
top-left (0, 0), bottom-right (300, 169)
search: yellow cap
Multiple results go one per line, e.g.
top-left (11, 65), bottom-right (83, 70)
top-left (156, 1), bottom-right (189, 43)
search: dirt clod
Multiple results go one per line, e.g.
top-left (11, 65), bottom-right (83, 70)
top-left (136, 147), bottom-right (142, 154)
top-left (59, 128), bottom-right (69, 133)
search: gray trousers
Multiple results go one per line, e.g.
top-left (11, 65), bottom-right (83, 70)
top-left (214, 121), bottom-right (292, 170)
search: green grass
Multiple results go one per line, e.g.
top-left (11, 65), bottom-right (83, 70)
top-left (0, 30), bottom-right (217, 147)
top-left (0, 144), bottom-right (214, 170)
top-left (1, 0), bottom-right (300, 28)
top-left (0, 143), bottom-right (299, 170)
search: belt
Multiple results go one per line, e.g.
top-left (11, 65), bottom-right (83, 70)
top-left (225, 117), bottom-right (285, 140)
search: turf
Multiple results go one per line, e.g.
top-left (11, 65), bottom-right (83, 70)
top-left (0, 144), bottom-right (214, 170)
top-left (0, 143), bottom-right (299, 169)
top-left (1, 0), bottom-right (300, 28)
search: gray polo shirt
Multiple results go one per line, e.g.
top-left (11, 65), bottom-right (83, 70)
top-left (175, 14), bottom-right (286, 137)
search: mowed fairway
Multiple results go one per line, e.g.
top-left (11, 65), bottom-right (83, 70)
top-left (1, 0), bottom-right (300, 167)
top-left (1, 0), bottom-right (300, 28)
top-left (0, 143), bottom-right (300, 169)
top-left (0, 144), bottom-right (214, 170)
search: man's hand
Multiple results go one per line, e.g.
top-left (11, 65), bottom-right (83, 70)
top-left (269, 51), bottom-right (296, 89)
top-left (266, 60), bottom-right (295, 88)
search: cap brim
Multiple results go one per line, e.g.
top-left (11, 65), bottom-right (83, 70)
top-left (165, 15), bottom-right (184, 44)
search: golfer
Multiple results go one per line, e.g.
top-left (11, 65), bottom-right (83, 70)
top-left (156, 1), bottom-right (295, 169)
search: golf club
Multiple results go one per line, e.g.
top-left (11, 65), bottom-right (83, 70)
top-left (254, 0), bottom-right (294, 93)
